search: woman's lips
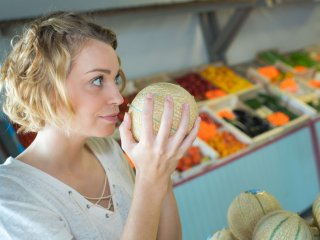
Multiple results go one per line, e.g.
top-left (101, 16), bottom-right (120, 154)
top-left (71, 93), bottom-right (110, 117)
top-left (99, 114), bottom-right (119, 123)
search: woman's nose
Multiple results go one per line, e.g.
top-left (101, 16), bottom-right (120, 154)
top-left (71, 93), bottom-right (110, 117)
top-left (106, 84), bottom-right (124, 106)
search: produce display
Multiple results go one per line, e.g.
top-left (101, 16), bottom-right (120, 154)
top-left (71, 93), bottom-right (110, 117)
top-left (243, 93), bottom-right (298, 127)
top-left (253, 65), bottom-right (315, 100)
top-left (258, 50), bottom-right (318, 69)
top-left (277, 77), bottom-right (314, 100)
top-left (259, 50), bottom-right (320, 91)
top-left (174, 72), bottom-right (226, 101)
top-left (116, 45), bottom-right (320, 180)
top-left (209, 190), bottom-right (319, 240)
top-left (198, 112), bottom-right (247, 158)
top-left (308, 79), bottom-right (320, 89)
top-left (200, 65), bottom-right (253, 94)
top-left (176, 145), bottom-right (210, 172)
top-left (218, 108), bottom-right (271, 137)
top-left (313, 195), bottom-right (320, 229)
top-left (253, 210), bottom-right (313, 240)
top-left (128, 82), bottom-right (198, 141)
top-left (258, 50), bottom-right (290, 65)
top-left (256, 65), bottom-right (290, 84)
top-left (116, 45), bottom-right (320, 239)
top-left (208, 229), bottom-right (237, 240)
top-left (227, 190), bottom-right (282, 240)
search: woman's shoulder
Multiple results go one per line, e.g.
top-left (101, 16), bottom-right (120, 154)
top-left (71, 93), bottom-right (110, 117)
top-left (0, 157), bottom-right (24, 182)
top-left (0, 157), bottom-right (36, 197)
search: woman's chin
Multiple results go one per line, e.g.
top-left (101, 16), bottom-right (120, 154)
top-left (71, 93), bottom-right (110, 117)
top-left (94, 126), bottom-right (117, 138)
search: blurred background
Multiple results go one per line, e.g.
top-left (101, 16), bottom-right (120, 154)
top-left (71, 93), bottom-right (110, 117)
top-left (1, 1), bottom-right (320, 239)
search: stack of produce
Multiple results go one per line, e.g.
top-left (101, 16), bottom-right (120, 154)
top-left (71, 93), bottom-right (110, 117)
top-left (217, 108), bottom-right (271, 138)
top-left (312, 195), bottom-right (320, 232)
top-left (208, 190), bottom-right (319, 240)
top-left (198, 112), bottom-right (247, 158)
top-left (175, 72), bottom-right (226, 101)
top-left (308, 79), bottom-right (320, 89)
top-left (256, 65), bottom-right (291, 84)
top-left (258, 50), bottom-right (290, 65)
top-left (176, 145), bottom-right (209, 172)
top-left (244, 93), bottom-right (298, 127)
top-left (200, 65), bottom-right (253, 94)
top-left (285, 51), bottom-right (318, 69)
top-left (255, 65), bottom-right (314, 100)
top-left (258, 50), bottom-right (318, 70)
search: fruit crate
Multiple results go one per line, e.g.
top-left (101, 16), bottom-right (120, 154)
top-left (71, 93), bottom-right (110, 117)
top-left (167, 62), bottom-right (231, 105)
top-left (171, 137), bottom-right (220, 183)
top-left (199, 106), bottom-right (252, 144)
top-left (203, 93), bottom-right (283, 146)
top-left (237, 86), bottom-right (310, 134)
top-left (275, 60), bottom-right (316, 79)
top-left (197, 107), bottom-right (252, 161)
top-left (256, 49), bottom-right (316, 79)
top-left (248, 64), bottom-right (315, 97)
top-left (231, 61), bottom-right (263, 81)
top-left (246, 66), bottom-right (318, 117)
top-left (196, 63), bottom-right (255, 97)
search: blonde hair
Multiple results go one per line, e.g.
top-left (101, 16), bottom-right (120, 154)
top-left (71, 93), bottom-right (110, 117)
top-left (0, 12), bottom-right (126, 133)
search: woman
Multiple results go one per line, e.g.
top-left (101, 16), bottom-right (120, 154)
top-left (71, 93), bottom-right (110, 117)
top-left (0, 12), bottom-right (200, 240)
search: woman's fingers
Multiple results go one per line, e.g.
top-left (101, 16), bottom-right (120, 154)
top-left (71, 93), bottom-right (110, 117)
top-left (178, 116), bottom-right (201, 154)
top-left (119, 112), bottom-right (136, 152)
top-left (140, 93), bottom-right (155, 144)
top-left (156, 96), bottom-right (174, 145)
top-left (169, 103), bottom-right (190, 149)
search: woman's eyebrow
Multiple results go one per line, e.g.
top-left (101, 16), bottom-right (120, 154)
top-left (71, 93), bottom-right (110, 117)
top-left (85, 68), bottom-right (111, 74)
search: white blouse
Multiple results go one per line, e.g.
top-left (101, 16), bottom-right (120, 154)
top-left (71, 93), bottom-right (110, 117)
top-left (0, 137), bottom-right (135, 240)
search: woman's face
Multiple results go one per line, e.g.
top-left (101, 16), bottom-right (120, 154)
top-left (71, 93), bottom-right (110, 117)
top-left (65, 39), bottom-right (124, 137)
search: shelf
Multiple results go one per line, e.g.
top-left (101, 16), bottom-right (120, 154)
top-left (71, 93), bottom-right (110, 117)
top-left (174, 121), bottom-right (320, 239)
top-left (173, 117), bottom-right (313, 186)
top-left (0, 0), bottom-right (262, 29)
top-left (273, 0), bottom-right (320, 4)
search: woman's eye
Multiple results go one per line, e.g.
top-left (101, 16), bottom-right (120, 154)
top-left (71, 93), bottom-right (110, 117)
top-left (91, 76), bottom-right (103, 87)
top-left (115, 73), bottom-right (121, 85)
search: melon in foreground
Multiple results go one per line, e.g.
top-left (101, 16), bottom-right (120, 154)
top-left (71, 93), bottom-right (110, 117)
top-left (253, 210), bottom-right (313, 240)
top-left (209, 229), bottom-right (238, 240)
top-left (129, 82), bottom-right (198, 141)
top-left (313, 194), bottom-right (320, 229)
top-left (227, 189), bottom-right (281, 240)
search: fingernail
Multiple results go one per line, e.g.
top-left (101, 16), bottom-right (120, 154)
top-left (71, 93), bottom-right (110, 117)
top-left (183, 103), bottom-right (189, 110)
top-left (124, 112), bottom-right (128, 122)
top-left (147, 93), bottom-right (153, 99)
top-left (166, 95), bottom-right (172, 101)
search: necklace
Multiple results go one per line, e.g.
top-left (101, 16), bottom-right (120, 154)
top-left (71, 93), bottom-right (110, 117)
top-left (82, 173), bottom-right (113, 210)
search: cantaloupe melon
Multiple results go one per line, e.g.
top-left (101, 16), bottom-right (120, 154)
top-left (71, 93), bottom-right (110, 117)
top-left (209, 229), bottom-right (238, 240)
top-left (313, 195), bottom-right (320, 229)
top-left (227, 189), bottom-right (281, 240)
top-left (253, 210), bottom-right (313, 240)
top-left (129, 82), bottom-right (198, 141)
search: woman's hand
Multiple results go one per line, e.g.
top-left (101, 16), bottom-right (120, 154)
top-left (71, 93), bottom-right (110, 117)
top-left (119, 93), bottom-right (199, 240)
top-left (119, 93), bottom-right (200, 188)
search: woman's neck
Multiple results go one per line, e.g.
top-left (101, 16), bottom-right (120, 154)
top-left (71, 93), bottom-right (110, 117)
top-left (16, 126), bottom-right (91, 174)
